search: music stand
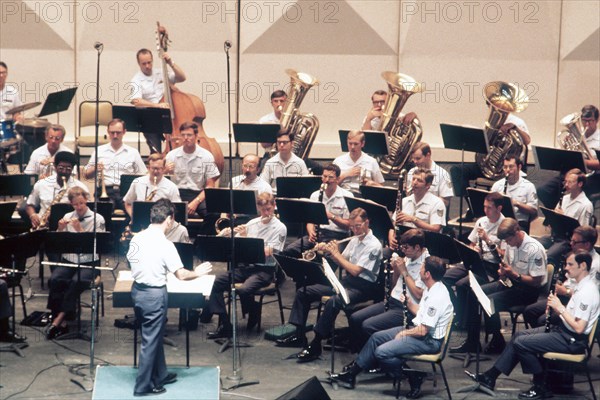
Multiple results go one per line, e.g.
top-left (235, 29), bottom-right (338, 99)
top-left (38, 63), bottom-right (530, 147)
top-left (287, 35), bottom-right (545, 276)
top-left (338, 130), bottom-right (389, 156)
top-left (233, 123), bottom-right (280, 144)
top-left (0, 230), bottom-right (45, 356)
top-left (37, 87), bottom-right (78, 118)
top-left (344, 197), bottom-right (393, 243)
top-left (131, 201), bottom-right (187, 232)
top-left (359, 185), bottom-right (397, 212)
top-left (0, 202), bottom-right (17, 235)
top-left (276, 198), bottom-right (328, 253)
top-left (43, 232), bottom-right (113, 341)
top-left (119, 174), bottom-right (143, 198)
top-left (440, 123), bottom-right (488, 237)
top-left (276, 176), bottom-right (322, 199)
top-left (112, 105), bottom-right (173, 153)
top-left (540, 207), bottom-right (580, 240)
top-left (532, 146), bottom-right (586, 173)
top-left (205, 188), bottom-right (257, 215)
top-left (457, 271), bottom-right (496, 397)
top-left (423, 231), bottom-right (461, 265)
top-left (466, 188), bottom-right (516, 221)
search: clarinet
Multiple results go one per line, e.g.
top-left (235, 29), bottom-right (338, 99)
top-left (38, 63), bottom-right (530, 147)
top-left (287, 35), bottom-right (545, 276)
top-left (393, 252), bottom-right (413, 327)
top-left (394, 169), bottom-right (407, 238)
top-left (503, 173), bottom-right (509, 195)
top-left (316, 183), bottom-right (327, 243)
top-left (545, 264), bottom-right (564, 332)
top-left (544, 290), bottom-right (554, 333)
top-left (491, 244), bottom-right (513, 287)
top-left (385, 253), bottom-right (398, 312)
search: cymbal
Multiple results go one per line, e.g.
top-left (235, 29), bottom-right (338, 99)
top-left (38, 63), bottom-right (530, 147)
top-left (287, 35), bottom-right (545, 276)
top-left (16, 118), bottom-right (50, 128)
top-left (5, 101), bottom-right (41, 115)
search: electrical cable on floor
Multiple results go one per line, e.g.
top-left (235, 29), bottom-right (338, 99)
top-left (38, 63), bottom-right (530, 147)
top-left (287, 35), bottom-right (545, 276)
top-left (2, 362), bottom-right (62, 400)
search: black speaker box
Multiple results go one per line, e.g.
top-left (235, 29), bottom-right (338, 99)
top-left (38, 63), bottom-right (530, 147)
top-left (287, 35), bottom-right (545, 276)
top-left (275, 376), bottom-right (331, 400)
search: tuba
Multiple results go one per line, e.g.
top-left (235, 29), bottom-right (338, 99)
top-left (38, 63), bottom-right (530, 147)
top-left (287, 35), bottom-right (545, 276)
top-left (378, 72), bottom-right (423, 178)
top-left (557, 112), bottom-right (593, 159)
top-left (280, 69), bottom-right (320, 160)
top-left (476, 81), bottom-right (529, 180)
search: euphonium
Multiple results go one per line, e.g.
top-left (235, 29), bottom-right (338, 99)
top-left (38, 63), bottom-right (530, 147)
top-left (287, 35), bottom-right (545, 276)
top-left (378, 72), bottom-right (423, 178)
top-left (98, 165), bottom-right (110, 201)
top-left (557, 112), bottom-right (593, 159)
top-left (280, 69), bottom-right (320, 160)
top-left (476, 81), bottom-right (529, 180)
top-left (146, 176), bottom-right (158, 201)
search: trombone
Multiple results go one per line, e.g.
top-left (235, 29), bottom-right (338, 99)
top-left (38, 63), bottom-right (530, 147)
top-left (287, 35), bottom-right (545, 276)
top-left (302, 234), bottom-right (364, 261)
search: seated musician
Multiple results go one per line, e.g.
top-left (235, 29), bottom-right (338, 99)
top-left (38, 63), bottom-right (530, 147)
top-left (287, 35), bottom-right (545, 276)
top-left (537, 105), bottom-right (599, 208)
top-left (466, 250), bottom-right (599, 400)
top-left (388, 168), bottom-right (446, 240)
top-left (257, 90), bottom-right (287, 160)
top-left (406, 142), bottom-right (453, 207)
top-left (84, 118), bottom-right (146, 212)
top-left (25, 151), bottom-right (89, 230)
top-left (490, 156), bottom-right (538, 232)
top-left (333, 130), bottom-right (384, 195)
top-left (123, 153), bottom-right (181, 219)
top-left (282, 163), bottom-right (352, 259)
top-left (0, 62), bottom-right (22, 122)
top-left (203, 193), bottom-right (286, 339)
top-left (447, 192), bottom-right (504, 344)
top-left (278, 208), bottom-right (382, 362)
top-left (523, 226), bottom-right (600, 328)
top-left (259, 130), bottom-right (309, 191)
top-left (165, 121), bottom-right (220, 218)
top-left (330, 256), bottom-right (453, 399)
top-left (24, 124), bottom-right (73, 179)
top-left (130, 48), bottom-right (186, 153)
top-left (361, 90), bottom-right (387, 131)
top-left (450, 111), bottom-right (530, 198)
top-left (539, 168), bottom-right (593, 266)
top-left (460, 218), bottom-right (547, 355)
top-left (348, 229), bottom-right (428, 352)
top-left (231, 154), bottom-right (272, 195)
top-left (45, 187), bottom-right (106, 340)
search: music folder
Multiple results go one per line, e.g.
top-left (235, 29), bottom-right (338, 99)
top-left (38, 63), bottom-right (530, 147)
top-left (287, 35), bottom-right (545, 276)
top-left (338, 130), bottom-right (389, 155)
top-left (423, 231), bottom-right (461, 265)
top-left (276, 176), bottom-right (322, 199)
top-left (344, 196), bottom-right (393, 242)
top-left (440, 123), bottom-right (488, 154)
top-left (359, 185), bottom-right (397, 212)
top-left (232, 123), bottom-right (280, 144)
top-left (532, 145), bottom-right (587, 173)
top-left (37, 87), bottom-right (78, 118)
top-left (273, 254), bottom-right (328, 287)
top-left (112, 105), bottom-right (172, 134)
top-left (205, 188), bottom-right (257, 215)
top-left (466, 187), bottom-right (516, 220)
top-left (540, 206), bottom-right (580, 240)
top-left (275, 198), bottom-right (328, 226)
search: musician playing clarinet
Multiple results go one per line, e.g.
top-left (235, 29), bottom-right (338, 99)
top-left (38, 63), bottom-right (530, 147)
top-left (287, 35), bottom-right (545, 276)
top-left (466, 250), bottom-right (599, 400)
top-left (45, 187), bottom-right (105, 340)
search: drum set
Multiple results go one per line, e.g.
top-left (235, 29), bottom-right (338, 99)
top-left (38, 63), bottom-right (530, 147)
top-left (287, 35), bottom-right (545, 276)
top-left (0, 102), bottom-right (50, 173)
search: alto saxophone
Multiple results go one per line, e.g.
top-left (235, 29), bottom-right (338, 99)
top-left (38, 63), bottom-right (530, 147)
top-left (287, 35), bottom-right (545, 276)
top-left (33, 176), bottom-right (67, 231)
top-left (146, 176), bottom-right (158, 201)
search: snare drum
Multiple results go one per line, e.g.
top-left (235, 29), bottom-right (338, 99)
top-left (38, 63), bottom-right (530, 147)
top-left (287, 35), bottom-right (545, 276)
top-left (0, 119), bottom-right (21, 155)
top-left (0, 119), bottom-right (15, 143)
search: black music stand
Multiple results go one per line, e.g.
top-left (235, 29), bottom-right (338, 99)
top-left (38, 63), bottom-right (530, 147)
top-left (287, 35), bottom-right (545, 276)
top-left (37, 87), bottom-right (78, 118)
top-left (233, 123), bottom-right (280, 144)
top-left (423, 231), bottom-right (462, 265)
top-left (119, 174), bottom-right (143, 198)
top-left (457, 270), bottom-right (496, 397)
top-left (0, 202), bottom-right (17, 235)
top-left (532, 146), bottom-right (586, 173)
top-left (131, 201), bottom-right (187, 232)
top-left (540, 207), bottom-right (580, 240)
top-left (0, 230), bottom-right (45, 356)
top-left (43, 232), bottom-right (113, 341)
top-left (466, 188), bottom-right (516, 221)
top-left (344, 197), bottom-right (393, 243)
top-left (276, 198), bottom-right (328, 253)
top-left (339, 130), bottom-right (389, 156)
top-left (0, 174), bottom-right (37, 197)
top-left (112, 105), bottom-right (172, 153)
top-left (440, 123), bottom-right (488, 237)
top-left (276, 176), bottom-right (322, 199)
top-left (359, 185), bottom-right (397, 212)
top-left (205, 188), bottom-right (258, 216)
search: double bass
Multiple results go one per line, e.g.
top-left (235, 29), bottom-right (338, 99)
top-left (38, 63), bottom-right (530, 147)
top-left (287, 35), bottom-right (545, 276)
top-left (156, 22), bottom-right (224, 173)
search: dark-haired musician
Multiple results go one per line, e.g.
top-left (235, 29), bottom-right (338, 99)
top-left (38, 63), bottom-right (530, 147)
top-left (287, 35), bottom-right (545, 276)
top-left (260, 131), bottom-right (309, 192)
top-left (407, 142), bottom-right (453, 207)
top-left (129, 48), bottom-right (187, 153)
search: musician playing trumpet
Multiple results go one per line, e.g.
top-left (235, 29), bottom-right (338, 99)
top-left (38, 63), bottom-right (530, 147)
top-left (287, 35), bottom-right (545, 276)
top-left (45, 187), bottom-right (106, 340)
top-left (203, 193), bottom-right (287, 339)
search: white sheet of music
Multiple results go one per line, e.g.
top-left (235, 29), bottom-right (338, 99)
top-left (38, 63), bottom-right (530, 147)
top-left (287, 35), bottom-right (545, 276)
top-left (118, 270), bottom-right (215, 296)
top-left (322, 258), bottom-right (349, 305)
top-left (468, 271), bottom-right (494, 317)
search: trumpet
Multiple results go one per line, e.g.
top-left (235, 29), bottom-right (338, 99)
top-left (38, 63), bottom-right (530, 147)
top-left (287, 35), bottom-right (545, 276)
top-left (302, 234), bottom-right (363, 261)
top-left (98, 164), bottom-right (110, 201)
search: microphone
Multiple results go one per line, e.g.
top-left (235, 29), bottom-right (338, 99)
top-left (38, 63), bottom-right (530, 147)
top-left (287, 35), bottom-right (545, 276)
top-left (94, 42), bottom-right (103, 51)
top-left (224, 40), bottom-right (232, 51)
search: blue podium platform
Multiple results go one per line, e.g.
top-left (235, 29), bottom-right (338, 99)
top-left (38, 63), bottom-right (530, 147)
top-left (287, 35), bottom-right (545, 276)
top-left (92, 365), bottom-right (220, 399)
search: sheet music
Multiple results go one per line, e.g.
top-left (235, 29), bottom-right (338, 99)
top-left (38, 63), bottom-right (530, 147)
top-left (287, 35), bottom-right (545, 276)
top-left (322, 258), bottom-right (349, 305)
top-left (117, 270), bottom-right (215, 297)
top-left (468, 271), bottom-right (494, 317)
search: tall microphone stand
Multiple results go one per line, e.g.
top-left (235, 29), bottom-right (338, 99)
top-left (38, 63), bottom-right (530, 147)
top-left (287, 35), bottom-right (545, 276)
top-left (222, 40), bottom-right (259, 391)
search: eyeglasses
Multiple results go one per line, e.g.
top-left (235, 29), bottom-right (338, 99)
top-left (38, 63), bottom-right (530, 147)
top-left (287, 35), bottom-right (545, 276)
top-left (351, 221), bottom-right (365, 230)
top-left (372, 100), bottom-right (385, 105)
top-left (277, 140), bottom-right (290, 145)
top-left (570, 240), bottom-right (587, 245)
top-left (242, 163), bottom-right (257, 168)
top-left (56, 165), bottom-right (73, 172)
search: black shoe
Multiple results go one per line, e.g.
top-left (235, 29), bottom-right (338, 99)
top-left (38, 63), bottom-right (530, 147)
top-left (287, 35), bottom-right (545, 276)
top-left (406, 371), bottom-right (427, 399)
top-left (199, 311), bottom-right (213, 324)
top-left (329, 370), bottom-right (356, 389)
top-left (484, 336), bottom-right (506, 354)
top-left (449, 340), bottom-right (480, 354)
top-left (160, 372), bottom-right (177, 385)
top-left (0, 331), bottom-right (27, 343)
top-left (342, 360), bottom-right (356, 372)
top-left (296, 344), bottom-right (322, 363)
top-left (275, 334), bottom-right (306, 348)
top-left (45, 325), bottom-right (69, 340)
top-left (518, 384), bottom-right (553, 399)
top-left (134, 387), bottom-right (166, 396)
top-left (464, 370), bottom-right (495, 391)
top-left (207, 325), bottom-right (232, 340)
top-left (246, 302), bottom-right (260, 331)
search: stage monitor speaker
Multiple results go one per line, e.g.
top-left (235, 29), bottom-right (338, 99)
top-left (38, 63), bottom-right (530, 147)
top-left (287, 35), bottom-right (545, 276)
top-left (275, 376), bottom-right (331, 400)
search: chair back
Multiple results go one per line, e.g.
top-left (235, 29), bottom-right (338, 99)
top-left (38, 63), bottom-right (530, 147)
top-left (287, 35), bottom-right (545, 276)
top-left (542, 264), bottom-right (555, 296)
top-left (438, 313), bottom-right (455, 361)
top-left (585, 319), bottom-right (599, 356)
top-left (79, 100), bottom-right (113, 131)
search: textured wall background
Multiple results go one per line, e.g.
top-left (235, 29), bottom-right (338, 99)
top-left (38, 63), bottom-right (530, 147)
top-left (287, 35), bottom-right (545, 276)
top-left (1, 0), bottom-right (598, 160)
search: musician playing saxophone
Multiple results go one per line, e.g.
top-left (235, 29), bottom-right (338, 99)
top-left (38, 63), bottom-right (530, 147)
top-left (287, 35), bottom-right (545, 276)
top-left (123, 153), bottom-right (180, 218)
top-left (348, 229), bottom-right (428, 353)
top-left (203, 193), bottom-right (287, 339)
top-left (25, 151), bottom-right (88, 230)
top-left (45, 187), bottom-right (106, 340)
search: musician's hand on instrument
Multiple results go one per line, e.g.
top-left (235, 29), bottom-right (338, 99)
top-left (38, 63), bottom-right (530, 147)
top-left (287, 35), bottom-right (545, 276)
top-left (555, 283), bottom-right (569, 296)
top-left (235, 224), bottom-right (248, 237)
top-left (40, 157), bottom-right (53, 166)
top-left (326, 241), bottom-right (340, 256)
top-left (308, 230), bottom-right (318, 243)
top-left (29, 213), bottom-right (41, 227)
top-left (348, 166), bottom-right (361, 177)
top-left (500, 122), bottom-right (516, 134)
top-left (264, 246), bottom-right (273, 257)
top-left (396, 212), bottom-right (415, 224)
top-left (187, 200), bottom-right (199, 216)
top-left (194, 261), bottom-right (213, 277)
top-left (402, 112), bottom-right (417, 125)
top-left (157, 102), bottom-right (170, 109)
top-left (398, 292), bottom-right (406, 303)
top-left (164, 161), bottom-right (175, 174)
top-left (162, 52), bottom-right (173, 66)
top-left (57, 218), bottom-right (68, 230)
top-left (70, 218), bottom-right (82, 232)
top-left (366, 108), bottom-right (383, 122)
top-left (547, 292), bottom-right (563, 313)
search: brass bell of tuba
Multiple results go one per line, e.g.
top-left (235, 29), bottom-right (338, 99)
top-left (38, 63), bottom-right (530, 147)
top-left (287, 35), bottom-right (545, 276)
top-left (475, 81), bottom-right (529, 180)
top-left (280, 69), bottom-right (320, 160)
top-left (557, 112), bottom-right (593, 159)
top-left (378, 72), bottom-right (423, 178)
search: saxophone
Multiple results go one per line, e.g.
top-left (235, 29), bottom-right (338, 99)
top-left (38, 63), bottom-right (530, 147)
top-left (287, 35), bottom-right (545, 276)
top-left (476, 81), bottom-right (529, 180)
top-left (146, 176), bottom-right (158, 201)
top-left (33, 176), bottom-right (67, 231)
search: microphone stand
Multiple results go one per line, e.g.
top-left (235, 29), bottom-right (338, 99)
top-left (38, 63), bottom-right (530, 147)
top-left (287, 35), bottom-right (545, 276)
top-left (222, 39), bottom-right (259, 391)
